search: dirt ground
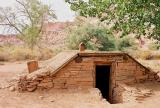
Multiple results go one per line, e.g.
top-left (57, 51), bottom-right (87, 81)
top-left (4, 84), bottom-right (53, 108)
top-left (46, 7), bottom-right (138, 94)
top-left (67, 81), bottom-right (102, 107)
top-left (0, 61), bottom-right (160, 108)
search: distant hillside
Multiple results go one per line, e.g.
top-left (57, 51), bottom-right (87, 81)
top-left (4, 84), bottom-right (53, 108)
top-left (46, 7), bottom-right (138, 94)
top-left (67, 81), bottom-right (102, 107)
top-left (0, 22), bottom-right (72, 49)
top-left (40, 22), bottom-right (72, 49)
top-left (0, 34), bottom-right (23, 46)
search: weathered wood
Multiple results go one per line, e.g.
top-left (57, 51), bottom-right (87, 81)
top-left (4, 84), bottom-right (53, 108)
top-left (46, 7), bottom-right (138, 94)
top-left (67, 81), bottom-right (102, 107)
top-left (27, 60), bottom-right (39, 73)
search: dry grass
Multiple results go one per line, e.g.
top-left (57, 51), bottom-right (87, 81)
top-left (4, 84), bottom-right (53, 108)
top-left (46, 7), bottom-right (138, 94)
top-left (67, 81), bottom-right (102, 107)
top-left (0, 46), bottom-right (58, 61)
top-left (128, 50), bottom-right (160, 60)
top-left (129, 50), bottom-right (152, 60)
top-left (138, 60), bottom-right (160, 72)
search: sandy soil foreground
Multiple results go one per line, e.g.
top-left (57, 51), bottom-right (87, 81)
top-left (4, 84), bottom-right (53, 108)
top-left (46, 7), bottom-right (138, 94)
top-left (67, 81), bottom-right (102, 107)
top-left (0, 61), bottom-right (160, 108)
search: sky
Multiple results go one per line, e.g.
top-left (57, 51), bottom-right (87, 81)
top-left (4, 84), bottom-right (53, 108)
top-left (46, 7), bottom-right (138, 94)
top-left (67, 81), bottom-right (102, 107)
top-left (0, 0), bottom-right (76, 21)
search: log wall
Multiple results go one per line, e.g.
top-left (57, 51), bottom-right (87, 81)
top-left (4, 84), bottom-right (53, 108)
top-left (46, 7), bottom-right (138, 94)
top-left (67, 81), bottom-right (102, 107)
top-left (18, 54), bottom-right (154, 103)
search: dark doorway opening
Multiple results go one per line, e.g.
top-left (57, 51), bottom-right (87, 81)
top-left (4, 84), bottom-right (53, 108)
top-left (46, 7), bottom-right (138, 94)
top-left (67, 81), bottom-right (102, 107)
top-left (96, 65), bottom-right (111, 102)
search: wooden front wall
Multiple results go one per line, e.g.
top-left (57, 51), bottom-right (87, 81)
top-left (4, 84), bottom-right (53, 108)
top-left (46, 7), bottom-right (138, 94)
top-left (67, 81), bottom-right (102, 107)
top-left (53, 55), bottom-right (148, 89)
top-left (49, 55), bottom-right (148, 103)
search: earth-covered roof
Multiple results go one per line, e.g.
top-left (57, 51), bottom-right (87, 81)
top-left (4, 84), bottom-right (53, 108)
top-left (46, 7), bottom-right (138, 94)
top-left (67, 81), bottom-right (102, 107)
top-left (27, 50), bottom-right (153, 79)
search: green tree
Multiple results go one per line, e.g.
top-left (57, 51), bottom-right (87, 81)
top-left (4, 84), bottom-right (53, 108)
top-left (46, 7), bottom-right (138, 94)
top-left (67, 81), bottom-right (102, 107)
top-left (117, 36), bottom-right (136, 51)
top-left (66, 18), bottom-right (136, 51)
top-left (0, 0), bottom-right (56, 49)
top-left (67, 23), bottom-right (116, 51)
top-left (66, 0), bottom-right (160, 42)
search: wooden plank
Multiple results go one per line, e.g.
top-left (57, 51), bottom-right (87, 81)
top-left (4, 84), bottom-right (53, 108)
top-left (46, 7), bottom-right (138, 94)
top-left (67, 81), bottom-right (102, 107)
top-left (27, 60), bottom-right (39, 73)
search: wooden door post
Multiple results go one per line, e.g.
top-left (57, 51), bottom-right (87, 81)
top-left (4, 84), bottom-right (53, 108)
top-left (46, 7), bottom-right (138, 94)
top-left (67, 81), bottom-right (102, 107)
top-left (27, 60), bottom-right (39, 73)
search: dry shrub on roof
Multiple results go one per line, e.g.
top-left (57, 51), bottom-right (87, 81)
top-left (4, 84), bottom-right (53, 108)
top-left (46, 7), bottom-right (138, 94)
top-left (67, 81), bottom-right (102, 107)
top-left (129, 50), bottom-right (153, 60)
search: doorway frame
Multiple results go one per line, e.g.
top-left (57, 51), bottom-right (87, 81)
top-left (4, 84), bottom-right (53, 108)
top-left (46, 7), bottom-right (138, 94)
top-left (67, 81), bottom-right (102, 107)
top-left (93, 61), bottom-right (116, 103)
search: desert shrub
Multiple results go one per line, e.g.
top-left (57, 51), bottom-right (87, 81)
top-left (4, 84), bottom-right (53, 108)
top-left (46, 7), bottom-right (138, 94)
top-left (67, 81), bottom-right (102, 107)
top-left (148, 42), bottom-right (160, 50)
top-left (0, 46), bottom-right (55, 61)
top-left (10, 47), bottom-right (41, 60)
top-left (38, 48), bottom-right (55, 60)
top-left (67, 24), bottom-right (116, 51)
top-left (0, 52), bottom-right (8, 61)
top-left (117, 36), bottom-right (137, 51)
top-left (0, 46), bottom-right (11, 61)
top-left (150, 51), bottom-right (160, 60)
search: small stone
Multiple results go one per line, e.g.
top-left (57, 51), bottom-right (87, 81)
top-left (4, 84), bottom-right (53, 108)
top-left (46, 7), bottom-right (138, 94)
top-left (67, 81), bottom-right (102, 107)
top-left (50, 98), bottom-right (56, 102)
top-left (102, 98), bottom-right (107, 102)
top-left (50, 100), bottom-right (55, 102)
top-left (27, 86), bottom-right (37, 92)
top-left (39, 96), bottom-right (44, 100)
top-left (9, 86), bottom-right (15, 92)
